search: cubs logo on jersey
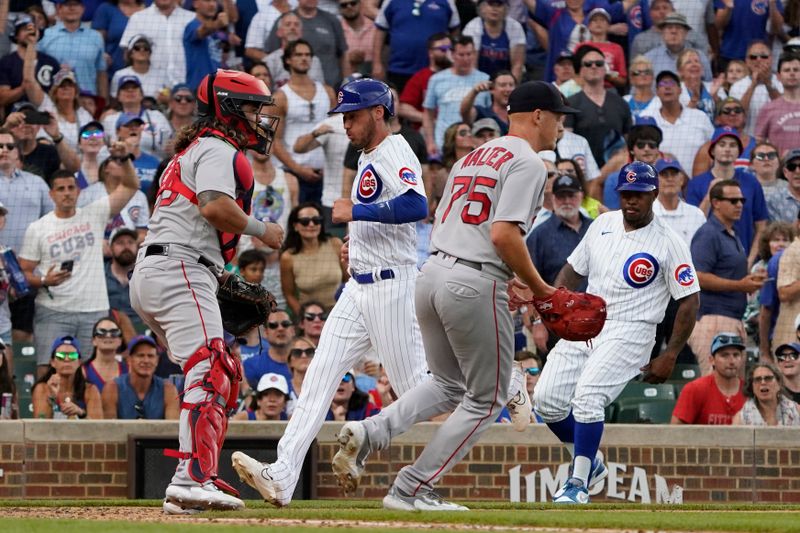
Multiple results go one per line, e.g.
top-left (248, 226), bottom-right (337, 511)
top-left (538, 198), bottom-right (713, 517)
top-left (622, 252), bottom-right (659, 288)
top-left (674, 264), bottom-right (695, 287)
top-left (398, 167), bottom-right (418, 185)
top-left (357, 164), bottom-right (383, 203)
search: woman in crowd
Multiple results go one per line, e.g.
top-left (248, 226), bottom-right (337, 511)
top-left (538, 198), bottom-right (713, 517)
top-left (555, 158), bottom-right (607, 219)
top-left (25, 69), bottom-right (93, 151)
top-left (692, 96), bottom-right (755, 175)
top-left (109, 35), bottom-right (162, 101)
top-left (82, 317), bottom-right (127, 393)
top-left (93, 0), bottom-right (146, 77)
top-left (677, 48), bottom-right (717, 123)
top-left (0, 340), bottom-right (17, 419)
top-left (432, 121), bottom-right (478, 199)
top-left (280, 202), bottom-right (346, 316)
top-left (247, 62), bottom-right (273, 91)
top-left (32, 336), bottom-right (102, 419)
top-left (75, 121), bottom-right (108, 188)
top-left (624, 55), bottom-right (655, 119)
top-left (287, 335), bottom-right (315, 402)
top-left (326, 370), bottom-right (380, 421)
top-left (297, 301), bottom-right (326, 348)
top-left (732, 363), bottom-right (800, 426)
top-left (233, 372), bottom-right (290, 421)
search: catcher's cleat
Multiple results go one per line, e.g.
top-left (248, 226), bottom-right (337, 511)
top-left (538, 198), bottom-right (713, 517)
top-left (162, 499), bottom-right (204, 515)
top-left (331, 421), bottom-right (370, 494)
top-left (382, 485), bottom-right (469, 512)
top-left (164, 481), bottom-right (244, 511)
top-left (231, 451), bottom-right (286, 507)
top-left (506, 363), bottom-right (532, 432)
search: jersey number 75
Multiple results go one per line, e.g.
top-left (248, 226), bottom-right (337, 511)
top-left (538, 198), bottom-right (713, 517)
top-left (441, 175), bottom-right (498, 225)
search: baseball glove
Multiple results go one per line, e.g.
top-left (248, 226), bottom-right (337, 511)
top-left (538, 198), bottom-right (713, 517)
top-left (532, 287), bottom-right (607, 342)
top-left (217, 272), bottom-right (277, 336)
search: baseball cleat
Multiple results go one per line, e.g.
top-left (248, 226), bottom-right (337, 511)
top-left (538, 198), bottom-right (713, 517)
top-left (332, 421), bottom-right (370, 494)
top-left (553, 478), bottom-right (590, 504)
top-left (162, 499), bottom-right (204, 515)
top-left (506, 363), bottom-right (532, 431)
top-left (554, 451), bottom-right (607, 500)
top-left (382, 485), bottom-right (469, 512)
top-left (231, 451), bottom-right (286, 508)
top-left (164, 482), bottom-right (245, 511)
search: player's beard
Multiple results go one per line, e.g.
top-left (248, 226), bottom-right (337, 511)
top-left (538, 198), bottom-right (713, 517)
top-left (352, 117), bottom-right (376, 150)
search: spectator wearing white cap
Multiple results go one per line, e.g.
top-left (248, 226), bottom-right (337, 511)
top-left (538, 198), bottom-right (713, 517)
top-left (102, 335), bottom-right (179, 419)
top-left (233, 372), bottom-right (291, 420)
top-left (91, 0), bottom-right (147, 76)
top-left (110, 35), bottom-right (164, 100)
top-left (471, 117), bottom-right (500, 146)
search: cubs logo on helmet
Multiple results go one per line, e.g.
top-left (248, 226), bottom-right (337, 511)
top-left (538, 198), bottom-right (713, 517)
top-left (674, 264), bottom-right (695, 287)
top-left (622, 252), bottom-right (660, 288)
top-left (398, 167), bottom-right (417, 185)
top-left (625, 170), bottom-right (638, 183)
top-left (357, 164), bottom-right (383, 203)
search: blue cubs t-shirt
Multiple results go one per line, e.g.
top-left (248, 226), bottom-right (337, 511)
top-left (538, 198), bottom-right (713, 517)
top-left (714, 0), bottom-right (783, 60)
top-left (133, 151), bottom-right (161, 195)
top-left (478, 27), bottom-right (511, 76)
top-left (184, 18), bottom-right (223, 90)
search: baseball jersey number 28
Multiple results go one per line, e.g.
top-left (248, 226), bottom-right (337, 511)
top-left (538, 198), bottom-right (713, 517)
top-left (441, 175), bottom-right (498, 225)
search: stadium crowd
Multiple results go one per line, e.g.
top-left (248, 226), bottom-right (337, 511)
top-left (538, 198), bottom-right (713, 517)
top-left (0, 0), bottom-right (800, 427)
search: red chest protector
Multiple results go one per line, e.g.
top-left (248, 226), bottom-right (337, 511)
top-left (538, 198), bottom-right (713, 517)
top-left (155, 128), bottom-right (254, 265)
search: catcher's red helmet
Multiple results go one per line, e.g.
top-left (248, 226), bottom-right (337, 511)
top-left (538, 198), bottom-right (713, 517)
top-left (197, 69), bottom-right (280, 155)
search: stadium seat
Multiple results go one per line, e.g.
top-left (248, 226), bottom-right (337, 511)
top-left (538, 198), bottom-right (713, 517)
top-left (668, 363), bottom-right (700, 383)
top-left (615, 400), bottom-right (676, 424)
top-left (614, 382), bottom-right (676, 408)
top-left (12, 343), bottom-right (38, 418)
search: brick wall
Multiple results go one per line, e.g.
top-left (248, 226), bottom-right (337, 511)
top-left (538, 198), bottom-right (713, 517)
top-left (1, 421), bottom-right (798, 503)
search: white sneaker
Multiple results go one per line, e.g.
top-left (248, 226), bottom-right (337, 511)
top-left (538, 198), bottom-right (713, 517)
top-left (231, 451), bottom-right (286, 507)
top-left (506, 364), bottom-right (532, 432)
top-left (162, 499), bottom-right (204, 515)
top-left (332, 421), bottom-right (370, 494)
top-left (164, 482), bottom-right (244, 511)
top-left (382, 485), bottom-right (469, 512)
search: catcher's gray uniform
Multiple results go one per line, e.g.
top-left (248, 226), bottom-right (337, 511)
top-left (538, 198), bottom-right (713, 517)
top-left (360, 135), bottom-right (547, 496)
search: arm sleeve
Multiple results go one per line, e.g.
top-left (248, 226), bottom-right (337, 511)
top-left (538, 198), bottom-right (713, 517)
top-left (94, 33), bottom-right (107, 71)
top-left (18, 223), bottom-right (41, 262)
top-left (185, 19), bottom-right (203, 44)
top-left (751, 180), bottom-right (769, 222)
top-left (566, 221), bottom-right (597, 277)
top-left (245, 13), bottom-right (267, 49)
top-left (664, 234), bottom-right (701, 299)
top-left (582, 137), bottom-right (601, 180)
top-left (463, 18), bottom-right (483, 52)
top-left (194, 143), bottom-right (238, 197)
top-left (754, 104), bottom-right (771, 140)
top-left (351, 189), bottom-right (427, 224)
top-left (446, 0), bottom-right (460, 28)
top-left (374, 0), bottom-right (391, 30)
top-left (690, 227), bottom-right (717, 273)
top-left (507, 18), bottom-right (527, 47)
top-left (493, 150), bottom-right (545, 227)
top-left (422, 75), bottom-right (439, 110)
top-left (777, 245), bottom-right (800, 289)
top-left (671, 382), bottom-right (699, 423)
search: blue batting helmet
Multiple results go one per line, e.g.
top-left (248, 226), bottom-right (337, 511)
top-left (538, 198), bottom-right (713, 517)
top-left (616, 161), bottom-right (658, 192)
top-left (329, 78), bottom-right (394, 116)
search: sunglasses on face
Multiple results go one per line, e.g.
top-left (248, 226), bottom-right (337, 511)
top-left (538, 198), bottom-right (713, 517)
top-left (297, 216), bottom-right (323, 226)
top-left (80, 130), bottom-right (104, 140)
top-left (753, 151), bottom-right (778, 161)
top-left (753, 374), bottom-right (776, 384)
top-left (267, 320), bottom-right (293, 329)
top-left (290, 347), bottom-right (315, 358)
top-left (94, 327), bottom-right (122, 338)
top-left (717, 197), bottom-right (746, 205)
top-left (719, 106), bottom-right (744, 115)
top-left (582, 60), bottom-right (605, 68)
top-left (342, 373), bottom-right (353, 383)
top-left (456, 129), bottom-right (471, 137)
top-left (777, 351), bottom-right (800, 362)
top-left (304, 312), bottom-right (328, 321)
top-left (0, 143), bottom-right (17, 151)
top-left (748, 53), bottom-right (770, 60)
top-left (631, 69), bottom-right (652, 76)
top-left (173, 95), bottom-right (194, 103)
top-left (54, 351), bottom-right (80, 361)
top-left (635, 140), bottom-right (658, 150)
top-left (524, 367), bottom-right (540, 376)
top-left (786, 162), bottom-right (800, 172)
top-left (132, 45), bottom-right (151, 52)
top-left (432, 45), bottom-right (452, 52)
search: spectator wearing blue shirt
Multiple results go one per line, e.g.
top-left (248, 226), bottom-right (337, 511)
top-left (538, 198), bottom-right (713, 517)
top-left (459, 69), bottom-right (515, 135)
top-left (184, 0), bottom-right (229, 90)
top-left (325, 371), bottom-right (380, 421)
top-left (39, 0), bottom-right (109, 101)
top-left (527, 0), bottom-right (633, 83)
top-left (689, 179), bottom-right (767, 375)
top-left (374, 0), bottom-right (460, 90)
top-left (243, 310), bottom-right (296, 390)
top-left (423, 36), bottom-right (490, 157)
top-left (686, 126), bottom-right (769, 264)
top-left (232, 372), bottom-right (291, 421)
top-left (714, 0), bottom-right (784, 63)
top-left (92, 0), bottom-right (147, 76)
top-left (462, 0), bottom-right (527, 80)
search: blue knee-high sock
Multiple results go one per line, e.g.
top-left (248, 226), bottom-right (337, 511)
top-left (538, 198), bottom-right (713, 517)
top-left (546, 412), bottom-right (575, 445)
top-left (572, 420), bottom-right (604, 485)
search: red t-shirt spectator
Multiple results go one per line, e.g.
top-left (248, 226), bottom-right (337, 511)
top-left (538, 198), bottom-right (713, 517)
top-left (399, 67), bottom-right (435, 130)
top-left (672, 374), bottom-right (745, 425)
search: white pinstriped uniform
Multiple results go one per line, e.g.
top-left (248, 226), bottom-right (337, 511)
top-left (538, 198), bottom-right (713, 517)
top-left (264, 134), bottom-right (430, 505)
top-left (534, 210), bottom-right (700, 424)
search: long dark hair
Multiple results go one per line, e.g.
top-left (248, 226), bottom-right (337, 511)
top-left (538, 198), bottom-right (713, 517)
top-left (0, 348), bottom-right (15, 398)
top-left (281, 202), bottom-right (330, 254)
top-left (346, 380), bottom-right (371, 414)
top-left (34, 359), bottom-right (88, 406)
top-left (85, 316), bottom-right (124, 363)
top-left (173, 116), bottom-right (249, 154)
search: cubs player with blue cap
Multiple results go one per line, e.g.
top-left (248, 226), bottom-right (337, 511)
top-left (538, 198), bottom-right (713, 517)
top-left (533, 160), bottom-right (701, 504)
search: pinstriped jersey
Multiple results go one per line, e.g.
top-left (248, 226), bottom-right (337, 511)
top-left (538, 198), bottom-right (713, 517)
top-left (568, 210), bottom-right (700, 324)
top-left (430, 135), bottom-right (546, 277)
top-left (349, 134), bottom-right (426, 272)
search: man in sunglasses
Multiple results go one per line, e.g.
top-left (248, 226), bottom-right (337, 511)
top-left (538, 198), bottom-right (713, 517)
top-left (689, 179), bottom-right (766, 375)
top-left (242, 309), bottom-right (295, 391)
top-left (754, 53), bottom-right (800, 157)
top-left (687, 126), bottom-right (769, 265)
top-left (672, 332), bottom-right (746, 425)
top-left (729, 42), bottom-right (783, 136)
top-left (774, 342), bottom-right (800, 404)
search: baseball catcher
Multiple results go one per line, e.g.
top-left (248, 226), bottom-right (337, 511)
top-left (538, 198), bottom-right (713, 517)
top-left (129, 69), bottom-right (283, 515)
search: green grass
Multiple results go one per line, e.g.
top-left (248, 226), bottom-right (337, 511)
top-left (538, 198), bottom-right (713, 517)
top-left (2, 500), bottom-right (800, 532)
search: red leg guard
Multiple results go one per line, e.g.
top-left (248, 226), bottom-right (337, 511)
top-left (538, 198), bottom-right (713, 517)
top-left (182, 338), bottom-right (243, 491)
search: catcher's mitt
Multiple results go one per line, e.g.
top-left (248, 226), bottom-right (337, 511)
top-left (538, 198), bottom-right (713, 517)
top-left (217, 273), bottom-right (277, 336)
top-left (532, 287), bottom-right (607, 342)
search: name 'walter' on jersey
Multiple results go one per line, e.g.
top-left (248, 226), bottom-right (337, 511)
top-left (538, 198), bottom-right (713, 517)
top-left (348, 134), bottom-right (426, 273)
top-left (568, 210), bottom-right (700, 324)
top-left (431, 136), bottom-right (547, 277)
